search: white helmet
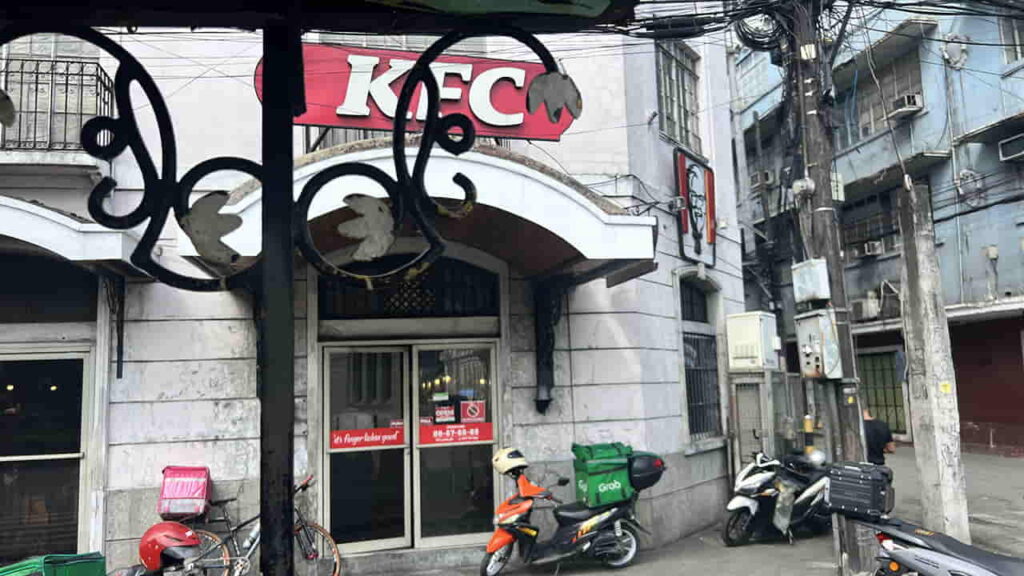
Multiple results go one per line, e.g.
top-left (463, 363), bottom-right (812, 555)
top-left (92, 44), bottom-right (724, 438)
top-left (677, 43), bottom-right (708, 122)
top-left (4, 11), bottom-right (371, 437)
top-left (492, 448), bottom-right (528, 475)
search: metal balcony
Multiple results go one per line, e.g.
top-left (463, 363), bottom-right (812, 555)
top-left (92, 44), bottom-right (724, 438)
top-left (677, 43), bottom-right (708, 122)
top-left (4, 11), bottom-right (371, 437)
top-left (0, 58), bottom-right (113, 151)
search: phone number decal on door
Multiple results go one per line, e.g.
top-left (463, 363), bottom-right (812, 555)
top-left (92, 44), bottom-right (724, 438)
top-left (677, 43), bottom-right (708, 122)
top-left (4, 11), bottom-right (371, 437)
top-left (419, 423), bottom-right (493, 445)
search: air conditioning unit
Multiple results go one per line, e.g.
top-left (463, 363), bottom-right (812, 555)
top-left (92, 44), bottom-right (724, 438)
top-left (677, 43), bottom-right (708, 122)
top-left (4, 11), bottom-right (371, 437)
top-left (851, 293), bottom-right (881, 322)
top-left (863, 240), bottom-right (884, 256)
top-left (726, 312), bottom-right (781, 371)
top-left (888, 93), bottom-right (923, 122)
top-left (750, 170), bottom-right (777, 189)
top-left (999, 132), bottom-right (1024, 163)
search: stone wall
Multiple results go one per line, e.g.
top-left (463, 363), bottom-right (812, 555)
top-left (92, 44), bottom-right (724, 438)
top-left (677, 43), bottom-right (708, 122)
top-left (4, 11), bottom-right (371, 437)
top-left (103, 272), bottom-right (309, 568)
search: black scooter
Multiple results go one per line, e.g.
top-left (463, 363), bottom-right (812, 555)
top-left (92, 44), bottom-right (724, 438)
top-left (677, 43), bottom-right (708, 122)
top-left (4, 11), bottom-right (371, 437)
top-left (481, 457), bottom-right (664, 575)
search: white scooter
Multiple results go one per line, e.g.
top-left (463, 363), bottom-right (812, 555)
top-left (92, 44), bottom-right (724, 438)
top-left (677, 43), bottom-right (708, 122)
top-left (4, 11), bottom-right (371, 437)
top-left (723, 450), bottom-right (831, 546)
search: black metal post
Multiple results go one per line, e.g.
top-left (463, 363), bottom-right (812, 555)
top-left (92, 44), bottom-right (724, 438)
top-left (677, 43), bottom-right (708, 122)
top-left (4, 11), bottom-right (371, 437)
top-left (259, 20), bottom-right (295, 576)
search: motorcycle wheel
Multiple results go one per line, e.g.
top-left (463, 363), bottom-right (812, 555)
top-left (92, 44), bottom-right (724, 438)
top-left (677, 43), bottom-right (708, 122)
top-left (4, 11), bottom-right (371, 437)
top-left (722, 509), bottom-right (754, 547)
top-left (479, 543), bottom-right (513, 576)
top-left (600, 524), bottom-right (639, 569)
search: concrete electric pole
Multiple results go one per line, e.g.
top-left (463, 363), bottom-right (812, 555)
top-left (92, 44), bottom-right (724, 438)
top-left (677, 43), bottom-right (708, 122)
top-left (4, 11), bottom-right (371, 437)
top-left (788, 2), bottom-right (873, 573)
top-left (898, 181), bottom-right (972, 543)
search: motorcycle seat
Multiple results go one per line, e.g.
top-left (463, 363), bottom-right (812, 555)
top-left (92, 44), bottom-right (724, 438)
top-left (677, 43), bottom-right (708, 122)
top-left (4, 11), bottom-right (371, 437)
top-left (882, 520), bottom-right (1024, 576)
top-left (553, 502), bottom-right (618, 526)
top-left (922, 531), bottom-right (1024, 576)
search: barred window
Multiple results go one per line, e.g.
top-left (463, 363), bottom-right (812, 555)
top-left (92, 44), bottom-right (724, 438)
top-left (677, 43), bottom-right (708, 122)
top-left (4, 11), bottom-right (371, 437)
top-left (656, 41), bottom-right (701, 153)
top-left (679, 281), bottom-right (708, 323)
top-left (679, 280), bottom-right (721, 440)
top-left (683, 333), bottom-right (721, 439)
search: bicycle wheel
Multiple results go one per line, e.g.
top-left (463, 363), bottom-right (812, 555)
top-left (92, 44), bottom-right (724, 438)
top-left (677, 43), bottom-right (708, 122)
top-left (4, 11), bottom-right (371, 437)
top-left (194, 529), bottom-right (232, 576)
top-left (293, 521), bottom-right (341, 576)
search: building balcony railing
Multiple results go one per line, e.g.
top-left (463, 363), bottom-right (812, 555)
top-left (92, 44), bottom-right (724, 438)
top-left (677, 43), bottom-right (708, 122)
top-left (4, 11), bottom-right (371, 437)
top-left (0, 58), bottom-right (113, 151)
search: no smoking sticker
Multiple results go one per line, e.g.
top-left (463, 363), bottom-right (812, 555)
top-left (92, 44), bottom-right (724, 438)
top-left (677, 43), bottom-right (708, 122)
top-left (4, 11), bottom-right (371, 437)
top-left (460, 400), bottom-right (486, 423)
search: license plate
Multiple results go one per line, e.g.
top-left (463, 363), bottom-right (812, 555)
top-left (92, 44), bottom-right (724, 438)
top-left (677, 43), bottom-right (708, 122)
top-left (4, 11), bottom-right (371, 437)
top-left (614, 521), bottom-right (623, 537)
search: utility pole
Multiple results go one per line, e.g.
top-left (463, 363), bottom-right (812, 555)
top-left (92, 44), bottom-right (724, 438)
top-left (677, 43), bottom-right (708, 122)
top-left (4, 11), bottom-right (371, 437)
top-left (788, 2), bottom-right (873, 574)
top-left (898, 181), bottom-right (971, 543)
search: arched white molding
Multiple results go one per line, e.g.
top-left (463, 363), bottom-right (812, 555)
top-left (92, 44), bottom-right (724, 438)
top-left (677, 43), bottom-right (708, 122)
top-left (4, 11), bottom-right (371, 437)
top-left (177, 145), bottom-right (656, 262)
top-left (0, 196), bottom-right (138, 262)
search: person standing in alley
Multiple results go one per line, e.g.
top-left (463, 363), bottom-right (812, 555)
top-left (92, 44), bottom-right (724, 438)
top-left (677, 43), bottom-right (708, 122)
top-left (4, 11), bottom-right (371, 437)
top-left (863, 409), bottom-right (895, 465)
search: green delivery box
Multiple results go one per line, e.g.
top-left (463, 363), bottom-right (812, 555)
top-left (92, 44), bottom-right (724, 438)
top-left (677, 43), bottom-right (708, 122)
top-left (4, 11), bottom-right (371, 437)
top-left (0, 554), bottom-right (105, 576)
top-left (572, 442), bottom-right (635, 508)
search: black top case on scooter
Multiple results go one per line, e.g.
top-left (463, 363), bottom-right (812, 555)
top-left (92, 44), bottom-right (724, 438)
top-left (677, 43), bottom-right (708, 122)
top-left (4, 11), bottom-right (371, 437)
top-left (628, 452), bottom-right (665, 491)
top-left (825, 462), bottom-right (894, 522)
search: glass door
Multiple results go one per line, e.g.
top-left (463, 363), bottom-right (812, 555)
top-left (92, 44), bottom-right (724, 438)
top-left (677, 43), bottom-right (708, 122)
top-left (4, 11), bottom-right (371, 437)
top-left (324, 348), bottom-right (410, 553)
top-left (413, 344), bottom-right (497, 547)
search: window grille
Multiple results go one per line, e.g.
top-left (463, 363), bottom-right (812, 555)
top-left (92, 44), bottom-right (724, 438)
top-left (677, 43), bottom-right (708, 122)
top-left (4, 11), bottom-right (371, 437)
top-left (683, 332), bottom-right (722, 439)
top-left (319, 256), bottom-right (499, 319)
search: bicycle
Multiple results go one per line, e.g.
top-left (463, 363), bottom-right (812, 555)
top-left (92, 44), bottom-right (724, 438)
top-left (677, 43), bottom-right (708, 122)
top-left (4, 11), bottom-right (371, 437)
top-left (185, 474), bottom-right (341, 576)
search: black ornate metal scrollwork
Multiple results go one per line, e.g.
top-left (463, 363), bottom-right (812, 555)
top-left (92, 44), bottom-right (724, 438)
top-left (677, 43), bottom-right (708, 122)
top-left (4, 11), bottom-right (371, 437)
top-left (0, 24), bottom-right (263, 292)
top-left (295, 26), bottom-right (576, 290)
top-left (0, 23), bottom-right (580, 292)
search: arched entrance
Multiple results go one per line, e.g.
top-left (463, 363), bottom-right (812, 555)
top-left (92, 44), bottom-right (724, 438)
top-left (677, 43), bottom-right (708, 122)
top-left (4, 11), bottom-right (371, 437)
top-left (183, 141), bottom-right (657, 553)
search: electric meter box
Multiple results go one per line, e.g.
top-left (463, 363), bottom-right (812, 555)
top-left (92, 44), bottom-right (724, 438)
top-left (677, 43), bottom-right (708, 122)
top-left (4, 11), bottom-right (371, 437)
top-left (726, 312), bottom-right (780, 371)
top-left (795, 309), bottom-right (843, 380)
top-left (792, 259), bottom-right (831, 304)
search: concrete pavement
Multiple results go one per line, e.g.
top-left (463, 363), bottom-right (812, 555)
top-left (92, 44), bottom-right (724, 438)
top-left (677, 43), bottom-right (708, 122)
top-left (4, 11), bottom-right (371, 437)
top-left (413, 529), bottom-right (836, 575)
top-left (402, 447), bottom-right (1024, 576)
top-left (888, 447), bottom-right (1024, 556)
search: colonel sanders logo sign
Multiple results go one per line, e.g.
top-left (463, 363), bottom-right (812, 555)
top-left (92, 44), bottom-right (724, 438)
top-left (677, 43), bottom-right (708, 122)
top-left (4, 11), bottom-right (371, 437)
top-left (675, 149), bottom-right (717, 267)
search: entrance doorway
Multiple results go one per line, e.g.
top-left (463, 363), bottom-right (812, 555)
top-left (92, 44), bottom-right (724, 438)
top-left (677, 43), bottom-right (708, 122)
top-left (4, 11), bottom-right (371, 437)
top-left (323, 342), bottom-right (497, 552)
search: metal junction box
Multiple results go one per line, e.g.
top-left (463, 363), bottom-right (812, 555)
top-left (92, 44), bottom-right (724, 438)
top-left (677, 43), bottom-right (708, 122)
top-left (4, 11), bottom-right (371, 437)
top-left (726, 312), bottom-right (780, 371)
top-left (795, 309), bottom-right (843, 380)
top-left (792, 259), bottom-right (831, 304)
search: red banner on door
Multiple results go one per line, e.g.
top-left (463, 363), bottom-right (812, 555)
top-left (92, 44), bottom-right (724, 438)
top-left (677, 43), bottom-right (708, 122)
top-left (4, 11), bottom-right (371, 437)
top-left (331, 427), bottom-right (405, 449)
top-left (419, 423), bottom-right (493, 445)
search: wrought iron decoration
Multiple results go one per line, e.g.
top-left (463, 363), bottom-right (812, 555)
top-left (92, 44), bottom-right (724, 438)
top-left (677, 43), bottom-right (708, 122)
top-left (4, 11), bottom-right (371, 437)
top-left (0, 23), bottom-right (581, 292)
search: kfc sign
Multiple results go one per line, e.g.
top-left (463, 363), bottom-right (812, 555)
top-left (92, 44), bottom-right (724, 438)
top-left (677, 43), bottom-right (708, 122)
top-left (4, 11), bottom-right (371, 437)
top-left (676, 149), bottom-right (717, 267)
top-left (254, 44), bottom-right (575, 141)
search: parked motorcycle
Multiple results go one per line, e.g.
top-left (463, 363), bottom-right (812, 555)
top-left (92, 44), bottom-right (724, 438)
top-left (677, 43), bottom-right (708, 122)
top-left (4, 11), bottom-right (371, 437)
top-left (480, 447), bottom-right (665, 575)
top-left (722, 450), bottom-right (831, 546)
top-left (863, 517), bottom-right (1024, 576)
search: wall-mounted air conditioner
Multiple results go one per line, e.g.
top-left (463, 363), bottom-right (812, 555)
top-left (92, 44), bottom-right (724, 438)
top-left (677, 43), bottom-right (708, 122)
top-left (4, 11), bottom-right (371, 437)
top-left (863, 240), bottom-right (884, 257)
top-left (750, 170), bottom-right (777, 189)
top-left (888, 93), bottom-right (923, 122)
top-left (999, 132), bottom-right (1024, 163)
top-left (851, 298), bottom-right (881, 322)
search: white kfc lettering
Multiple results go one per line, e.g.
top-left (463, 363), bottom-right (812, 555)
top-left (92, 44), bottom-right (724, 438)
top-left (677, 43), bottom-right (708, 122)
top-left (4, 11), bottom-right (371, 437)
top-left (336, 55), bottom-right (415, 118)
top-left (336, 55), bottom-right (528, 127)
top-left (416, 62), bottom-right (472, 120)
top-left (469, 67), bottom-right (526, 126)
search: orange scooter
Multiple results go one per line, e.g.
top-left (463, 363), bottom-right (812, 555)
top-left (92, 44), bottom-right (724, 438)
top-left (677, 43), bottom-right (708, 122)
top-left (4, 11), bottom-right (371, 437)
top-left (481, 448), bottom-right (661, 576)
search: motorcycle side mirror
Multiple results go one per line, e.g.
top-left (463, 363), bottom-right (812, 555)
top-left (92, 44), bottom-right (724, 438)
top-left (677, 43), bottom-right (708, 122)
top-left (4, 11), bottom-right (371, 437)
top-left (557, 477), bottom-right (570, 486)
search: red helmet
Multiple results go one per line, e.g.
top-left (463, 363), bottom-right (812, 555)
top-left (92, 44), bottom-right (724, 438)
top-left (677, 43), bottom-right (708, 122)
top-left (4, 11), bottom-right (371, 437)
top-left (139, 521), bottom-right (202, 572)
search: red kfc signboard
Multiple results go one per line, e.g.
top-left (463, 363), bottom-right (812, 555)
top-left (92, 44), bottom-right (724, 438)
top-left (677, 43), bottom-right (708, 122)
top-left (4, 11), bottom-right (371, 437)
top-left (675, 149), bottom-right (717, 267)
top-left (254, 44), bottom-right (575, 141)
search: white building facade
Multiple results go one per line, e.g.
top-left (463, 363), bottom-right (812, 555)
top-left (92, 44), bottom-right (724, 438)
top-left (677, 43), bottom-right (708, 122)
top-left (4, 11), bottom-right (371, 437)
top-left (0, 23), bottom-right (741, 571)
